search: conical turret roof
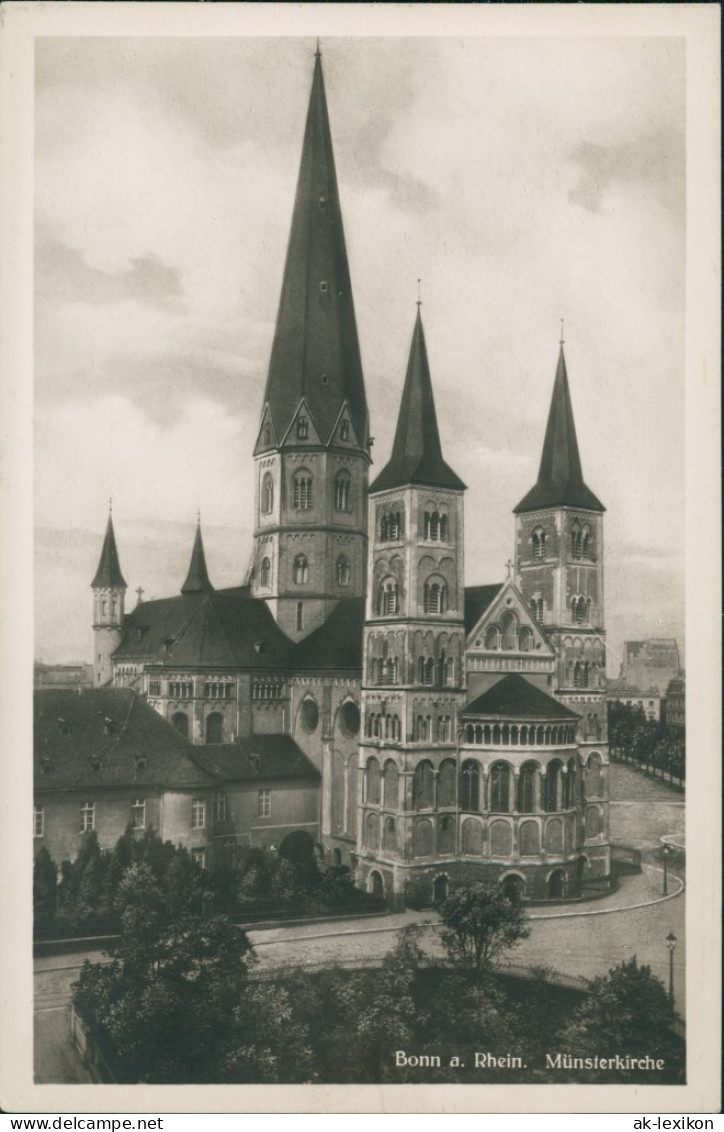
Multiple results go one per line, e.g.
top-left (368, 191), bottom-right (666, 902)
top-left (514, 345), bottom-right (604, 513)
top-left (91, 512), bottom-right (127, 589)
top-left (257, 50), bottom-right (368, 451)
top-left (370, 309), bottom-right (465, 493)
top-left (181, 521), bottom-right (213, 594)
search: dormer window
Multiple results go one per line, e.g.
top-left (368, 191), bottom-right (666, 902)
top-left (340, 420), bottom-right (350, 441)
top-left (319, 281), bottom-right (328, 294)
top-left (321, 372), bottom-right (329, 385)
top-left (296, 417), bottom-right (309, 440)
top-left (318, 196), bottom-right (326, 210)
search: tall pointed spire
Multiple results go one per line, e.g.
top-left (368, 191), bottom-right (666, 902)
top-left (258, 49), bottom-right (368, 450)
top-left (181, 520), bottom-right (213, 594)
top-left (370, 309), bottom-right (465, 493)
top-left (91, 510), bottom-right (127, 589)
top-left (514, 344), bottom-right (604, 513)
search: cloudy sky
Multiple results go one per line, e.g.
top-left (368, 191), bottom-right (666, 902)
top-left (34, 32), bottom-right (686, 670)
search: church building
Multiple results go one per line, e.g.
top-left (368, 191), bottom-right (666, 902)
top-left (81, 50), bottom-right (610, 905)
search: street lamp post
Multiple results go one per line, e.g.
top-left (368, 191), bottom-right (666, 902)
top-left (666, 931), bottom-right (677, 1003)
top-left (662, 842), bottom-right (670, 895)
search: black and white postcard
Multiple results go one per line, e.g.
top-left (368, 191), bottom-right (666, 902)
top-left (0, 1), bottom-right (720, 1116)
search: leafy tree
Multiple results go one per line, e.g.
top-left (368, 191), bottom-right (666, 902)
top-left (317, 864), bottom-right (357, 906)
top-left (33, 846), bottom-right (58, 925)
top-left (438, 883), bottom-right (530, 978)
top-left (557, 956), bottom-right (684, 1082)
top-left (162, 848), bottom-right (203, 918)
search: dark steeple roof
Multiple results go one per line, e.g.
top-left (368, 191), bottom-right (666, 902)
top-left (180, 521), bottom-right (213, 594)
top-left (514, 345), bottom-right (604, 513)
top-left (91, 512), bottom-right (127, 589)
top-left (370, 309), bottom-right (466, 493)
top-left (464, 674), bottom-right (580, 721)
top-left (258, 50), bottom-right (368, 451)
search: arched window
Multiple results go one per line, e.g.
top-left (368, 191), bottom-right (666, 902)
top-left (339, 701), bottom-right (360, 736)
top-left (383, 760), bottom-right (399, 808)
top-left (261, 473), bottom-right (274, 514)
top-left (530, 597), bottom-right (544, 624)
top-left (532, 527), bottom-right (546, 559)
top-left (564, 757), bottom-right (577, 807)
top-left (490, 763), bottom-right (511, 813)
top-left (424, 511), bottom-right (447, 540)
top-left (573, 660), bottom-right (589, 687)
top-left (205, 712), bottom-right (223, 744)
top-left (586, 753), bottom-right (604, 798)
top-left (366, 757), bottom-right (381, 805)
top-left (380, 510), bottom-right (402, 542)
top-left (417, 656), bottom-right (435, 686)
top-left (438, 759), bottom-right (456, 806)
top-left (571, 522), bottom-right (582, 560)
top-left (293, 554), bottom-right (309, 584)
top-left (382, 816), bottom-right (397, 852)
top-left (484, 626), bottom-right (499, 650)
top-left (296, 416), bottom-right (309, 440)
top-left (300, 698), bottom-right (319, 733)
top-left (519, 627), bottom-right (533, 652)
top-left (462, 818), bottom-right (482, 855)
top-left (544, 760), bottom-right (562, 812)
top-left (334, 472), bottom-right (351, 512)
top-left (171, 712), bottom-right (188, 738)
top-left (424, 580), bottom-right (447, 614)
top-left (439, 816), bottom-right (455, 855)
top-left (336, 555), bottom-right (350, 586)
top-left (460, 760), bottom-right (480, 811)
top-left (501, 612), bottom-right (518, 650)
top-left (365, 812), bottom-right (379, 849)
top-left (340, 420), bottom-right (350, 441)
top-left (517, 762), bottom-right (537, 813)
top-left (437, 715), bottom-right (452, 743)
top-left (260, 557), bottom-right (271, 587)
top-left (412, 760), bottom-right (434, 810)
top-left (415, 714), bottom-right (430, 741)
top-left (413, 819), bottom-right (433, 857)
top-left (572, 596), bottom-right (588, 624)
top-left (378, 579), bottom-right (398, 616)
top-left (293, 471), bottom-right (313, 510)
top-left (582, 525), bottom-right (592, 559)
top-left (519, 821), bottom-right (540, 856)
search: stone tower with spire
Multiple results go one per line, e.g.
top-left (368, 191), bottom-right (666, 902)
top-left (513, 341), bottom-right (608, 747)
top-left (91, 509), bottom-right (127, 687)
top-left (251, 50), bottom-right (371, 641)
top-left (357, 309), bottom-right (467, 907)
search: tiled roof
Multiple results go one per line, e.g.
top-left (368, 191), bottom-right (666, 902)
top-left (514, 346), bottom-right (604, 514)
top-left (464, 583), bottom-right (503, 635)
top-left (370, 310), bottom-right (466, 493)
top-left (114, 588), bottom-right (293, 670)
top-left (292, 598), bottom-right (365, 670)
top-left (464, 674), bottom-right (580, 721)
top-left (91, 513), bottom-right (127, 589)
top-left (257, 52), bottom-right (369, 451)
top-left (192, 735), bottom-right (321, 783)
top-left (34, 688), bottom-right (212, 791)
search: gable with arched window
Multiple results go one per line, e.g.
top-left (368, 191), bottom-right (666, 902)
top-left (334, 471), bottom-right (351, 512)
top-left (261, 473), bottom-right (274, 514)
top-left (293, 554), bottom-right (309, 585)
top-left (292, 470), bottom-right (313, 510)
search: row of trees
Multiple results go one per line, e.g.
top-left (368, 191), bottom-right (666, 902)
top-left (34, 828), bottom-right (374, 936)
top-left (73, 880), bottom-right (683, 1084)
top-left (608, 701), bottom-right (685, 785)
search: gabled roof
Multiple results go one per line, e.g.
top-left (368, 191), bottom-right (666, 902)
top-left (464, 674), bottom-right (580, 721)
top-left (114, 587), bottom-right (293, 670)
top-left (34, 688), bottom-right (212, 791)
top-left (371, 309), bottom-right (466, 493)
top-left (464, 584), bottom-right (503, 635)
top-left (192, 734), bottom-right (320, 784)
top-left (181, 521), bottom-right (213, 594)
top-left (91, 512), bottom-right (127, 589)
top-left (514, 345), bottom-right (604, 514)
top-left (465, 579), bottom-right (556, 658)
top-left (293, 597), bottom-right (365, 670)
top-left (257, 51), bottom-right (368, 452)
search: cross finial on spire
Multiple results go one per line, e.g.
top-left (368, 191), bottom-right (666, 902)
top-left (560, 319), bottom-right (565, 346)
top-left (506, 558), bottom-right (514, 579)
top-left (417, 278), bottom-right (422, 308)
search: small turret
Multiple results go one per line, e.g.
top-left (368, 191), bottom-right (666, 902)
top-left (91, 507), bottom-right (127, 687)
top-left (181, 518), bottom-right (213, 594)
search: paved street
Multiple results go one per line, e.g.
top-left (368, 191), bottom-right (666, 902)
top-left (34, 762), bottom-right (685, 1080)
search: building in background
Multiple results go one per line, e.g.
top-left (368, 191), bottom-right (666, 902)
top-left (617, 638), bottom-right (681, 694)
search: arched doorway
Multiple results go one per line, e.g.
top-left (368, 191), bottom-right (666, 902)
top-left (369, 870), bottom-right (384, 900)
top-left (433, 874), bottom-right (448, 904)
top-left (575, 855), bottom-right (587, 893)
top-left (501, 874), bottom-right (524, 903)
top-left (332, 848), bottom-right (342, 867)
top-left (278, 830), bottom-right (315, 862)
top-left (171, 712), bottom-right (188, 737)
top-left (548, 869), bottom-right (565, 899)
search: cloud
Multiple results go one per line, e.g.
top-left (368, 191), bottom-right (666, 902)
top-left (567, 126), bottom-right (685, 216)
top-left (35, 231), bottom-right (183, 307)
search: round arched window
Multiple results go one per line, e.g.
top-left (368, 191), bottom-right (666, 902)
top-left (339, 701), bottom-right (360, 736)
top-left (301, 699), bottom-right (319, 733)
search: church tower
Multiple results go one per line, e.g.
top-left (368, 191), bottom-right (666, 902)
top-left (251, 49), bottom-right (370, 641)
top-left (91, 509), bottom-right (127, 687)
top-left (513, 340), bottom-right (607, 746)
top-left (358, 308), bottom-right (466, 908)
